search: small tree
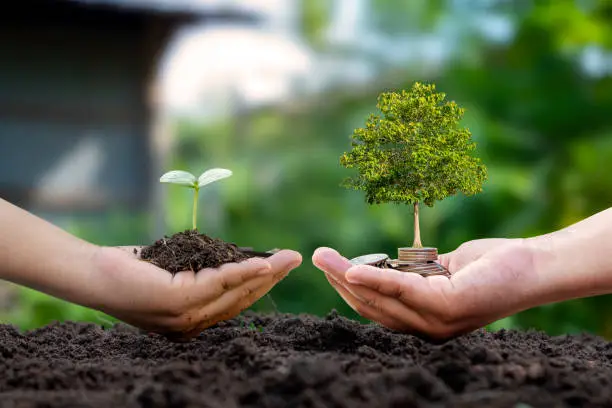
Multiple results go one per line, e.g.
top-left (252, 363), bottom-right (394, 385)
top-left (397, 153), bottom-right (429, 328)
top-left (340, 82), bottom-right (487, 248)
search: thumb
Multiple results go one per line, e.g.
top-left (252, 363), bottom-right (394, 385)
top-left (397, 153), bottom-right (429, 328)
top-left (312, 247), bottom-right (352, 271)
top-left (437, 251), bottom-right (453, 269)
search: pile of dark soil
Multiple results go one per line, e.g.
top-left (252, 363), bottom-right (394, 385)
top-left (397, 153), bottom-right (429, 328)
top-left (2, 312), bottom-right (611, 408)
top-left (140, 230), bottom-right (267, 274)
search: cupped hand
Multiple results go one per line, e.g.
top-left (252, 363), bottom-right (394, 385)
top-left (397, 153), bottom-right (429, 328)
top-left (91, 246), bottom-right (302, 339)
top-left (313, 239), bottom-right (545, 340)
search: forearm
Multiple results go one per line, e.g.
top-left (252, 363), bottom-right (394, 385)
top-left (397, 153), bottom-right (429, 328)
top-left (527, 207), bottom-right (612, 302)
top-left (0, 198), bottom-right (100, 307)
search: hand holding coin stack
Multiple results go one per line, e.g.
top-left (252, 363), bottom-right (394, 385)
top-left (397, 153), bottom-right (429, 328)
top-left (350, 247), bottom-right (450, 277)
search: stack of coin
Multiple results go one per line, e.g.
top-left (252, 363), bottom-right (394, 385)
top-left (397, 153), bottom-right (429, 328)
top-left (391, 247), bottom-right (450, 277)
top-left (388, 260), bottom-right (450, 277)
top-left (398, 247), bottom-right (438, 262)
top-left (349, 249), bottom-right (451, 278)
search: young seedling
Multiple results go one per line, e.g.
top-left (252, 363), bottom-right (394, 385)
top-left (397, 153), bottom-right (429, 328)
top-left (160, 168), bottom-right (233, 230)
top-left (341, 82), bottom-right (486, 275)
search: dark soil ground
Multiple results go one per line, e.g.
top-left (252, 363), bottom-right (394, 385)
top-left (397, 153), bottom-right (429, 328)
top-left (2, 313), bottom-right (612, 407)
top-left (140, 230), bottom-right (271, 274)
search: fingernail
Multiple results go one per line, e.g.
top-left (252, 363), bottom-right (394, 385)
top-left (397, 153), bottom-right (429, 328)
top-left (320, 251), bottom-right (347, 271)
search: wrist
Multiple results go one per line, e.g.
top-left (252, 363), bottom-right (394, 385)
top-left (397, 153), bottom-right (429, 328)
top-left (89, 246), bottom-right (163, 320)
top-left (88, 246), bottom-right (129, 313)
top-left (483, 238), bottom-right (548, 307)
top-left (524, 231), bottom-right (612, 303)
top-left (5, 239), bottom-right (102, 309)
top-left (55, 241), bottom-right (103, 309)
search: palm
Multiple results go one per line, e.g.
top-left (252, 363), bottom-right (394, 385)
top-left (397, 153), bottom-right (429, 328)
top-left (94, 246), bottom-right (302, 339)
top-left (313, 239), bottom-right (537, 340)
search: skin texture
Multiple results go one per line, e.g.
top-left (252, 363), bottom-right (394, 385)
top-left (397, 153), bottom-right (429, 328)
top-left (0, 198), bottom-right (302, 339)
top-left (313, 207), bottom-right (612, 340)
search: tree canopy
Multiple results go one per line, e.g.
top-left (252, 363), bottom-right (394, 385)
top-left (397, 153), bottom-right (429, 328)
top-left (341, 82), bottom-right (487, 207)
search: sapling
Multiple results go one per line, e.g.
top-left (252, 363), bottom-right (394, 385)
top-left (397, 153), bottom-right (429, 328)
top-left (341, 82), bottom-right (487, 248)
top-left (160, 168), bottom-right (233, 231)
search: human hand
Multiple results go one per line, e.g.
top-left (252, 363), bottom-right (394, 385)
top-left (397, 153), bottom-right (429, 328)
top-left (313, 238), bottom-right (547, 340)
top-left (90, 246), bottom-right (302, 339)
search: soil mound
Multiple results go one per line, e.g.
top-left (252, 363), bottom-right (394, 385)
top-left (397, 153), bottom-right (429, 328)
top-left (1, 312), bottom-right (611, 407)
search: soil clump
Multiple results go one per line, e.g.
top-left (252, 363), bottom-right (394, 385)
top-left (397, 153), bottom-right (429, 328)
top-left (140, 230), bottom-right (251, 274)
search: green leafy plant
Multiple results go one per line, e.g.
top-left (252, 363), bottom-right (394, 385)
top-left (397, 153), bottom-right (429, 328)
top-left (160, 168), bottom-right (233, 230)
top-left (340, 82), bottom-right (487, 248)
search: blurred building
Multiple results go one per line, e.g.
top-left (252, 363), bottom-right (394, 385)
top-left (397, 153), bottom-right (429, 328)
top-left (0, 0), bottom-right (254, 227)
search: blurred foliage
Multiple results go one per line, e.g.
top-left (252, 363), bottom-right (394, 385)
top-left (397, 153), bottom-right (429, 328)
top-left (299, 0), bottom-right (331, 48)
top-left (0, 286), bottom-right (117, 330)
top-left (5, 0), bottom-right (612, 338)
top-left (371, 0), bottom-right (446, 33)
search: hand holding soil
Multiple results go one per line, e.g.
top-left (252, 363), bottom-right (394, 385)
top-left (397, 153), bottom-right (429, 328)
top-left (0, 198), bottom-right (302, 339)
top-left (93, 246), bottom-right (301, 339)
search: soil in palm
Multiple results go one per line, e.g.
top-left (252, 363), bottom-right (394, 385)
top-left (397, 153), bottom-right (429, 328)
top-left (139, 230), bottom-right (252, 274)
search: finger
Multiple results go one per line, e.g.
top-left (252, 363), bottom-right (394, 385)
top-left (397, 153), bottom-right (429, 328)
top-left (440, 239), bottom-right (510, 271)
top-left (221, 250), bottom-right (300, 312)
top-left (161, 278), bottom-right (277, 340)
top-left (190, 272), bottom-right (287, 335)
top-left (345, 265), bottom-right (442, 311)
top-left (312, 247), bottom-right (352, 283)
top-left (194, 257), bottom-right (273, 300)
top-left (264, 249), bottom-right (303, 276)
top-left (193, 270), bottom-right (290, 336)
top-left (438, 250), bottom-right (468, 272)
top-left (177, 250), bottom-right (301, 319)
top-left (209, 272), bottom-right (287, 318)
top-left (332, 268), bottom-right (432, 331)
top-left (437, 252), bottom-right (452, 269)
top-left (344, 265), bottom-right (453, 330)
top-left (344, 281), bottom-right (433, 334)
top-left (313, 248), bottom-right (437, 331)
top-left (324, 272), bottom-right (408, 332)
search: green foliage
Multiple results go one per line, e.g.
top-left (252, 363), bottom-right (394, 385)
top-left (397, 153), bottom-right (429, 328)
top-left (340, 82), bottom-right (487, 207)
top-left (299, 0), bottom-right (331, 48)
top-left (371, 0), bottom-right (445, 34)
top-left (1, 286), bottom-right (117, 330)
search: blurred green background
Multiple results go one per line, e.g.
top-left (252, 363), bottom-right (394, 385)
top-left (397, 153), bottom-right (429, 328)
top-left (4, 0), bottom-right (612, 338)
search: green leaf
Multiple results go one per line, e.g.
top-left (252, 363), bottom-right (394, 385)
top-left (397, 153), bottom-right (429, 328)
top-left (197, 168), bottom-right (233, 188)
top-left (160, 170), bottom-right (197, 187)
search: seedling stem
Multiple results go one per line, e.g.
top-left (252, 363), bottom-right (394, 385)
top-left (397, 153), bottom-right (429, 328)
top-left (192, 186), bottom-right (199, 230)
top-left (159, 168), bottom-right (232, 231)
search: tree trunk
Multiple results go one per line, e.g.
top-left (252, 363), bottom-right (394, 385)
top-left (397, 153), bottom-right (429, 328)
top-left (412, 202), bottom-right (423, 248)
